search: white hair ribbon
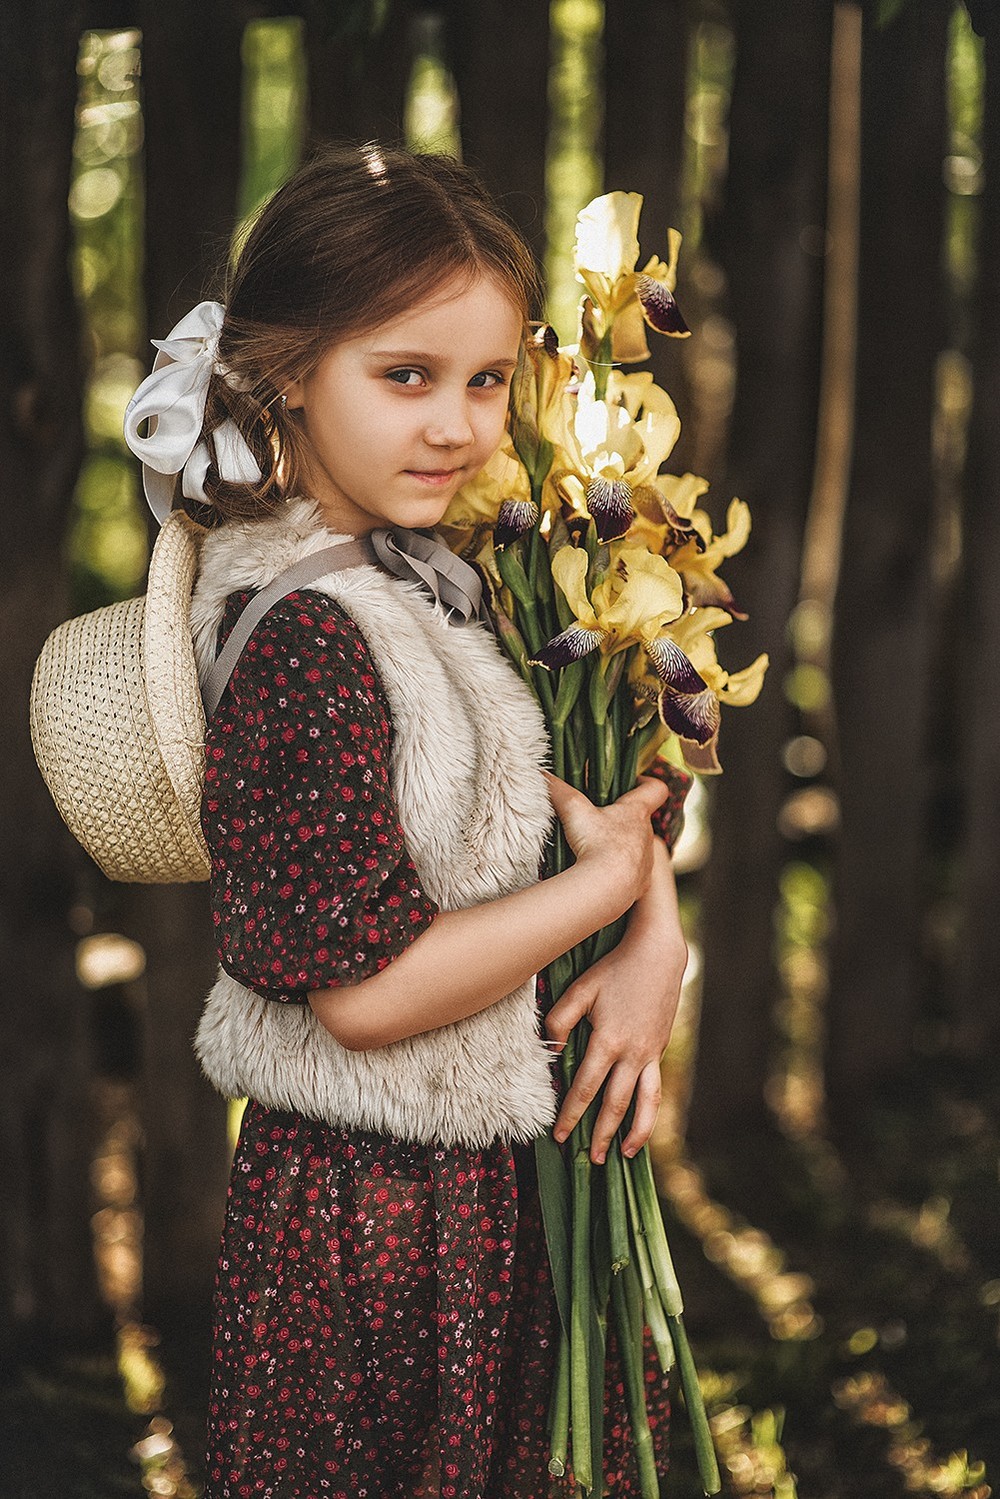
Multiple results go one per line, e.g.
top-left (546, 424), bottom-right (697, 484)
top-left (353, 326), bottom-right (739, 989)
top-left (123, 299), bottom-right (263, 525)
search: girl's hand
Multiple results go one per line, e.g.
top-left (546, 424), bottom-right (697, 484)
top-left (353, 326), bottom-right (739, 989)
top-left (544, 772), bottom-right (670, 909)
top-left (544, 840), bottom-right (687, 1164)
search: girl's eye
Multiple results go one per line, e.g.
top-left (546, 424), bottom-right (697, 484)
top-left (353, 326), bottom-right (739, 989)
top-left (386, 368), bottom-right (425, 387)
top-left (468, 371), bottom-right (508, 389)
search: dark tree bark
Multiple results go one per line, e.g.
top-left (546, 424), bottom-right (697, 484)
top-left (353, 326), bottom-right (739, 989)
top-left (954, 29), bottom-right (1000, 1056)
top-left (825, 0), bottom-right (950, 1120)
top-left (604, 0), bottom-right (692, 459)
top-left (686, 0), bottom-right (832, 1154)
top-left (138, 0), bottom-right (246, 332)
top-left (124, 885), bottom-right (225, 1321)
top-left (302, 0), bottom-right (415, 148)
top-left (444, 0), bottom-right (551, 268)
top-left (0, 0), bottom-right (101, 1343)
top-left (133, 2), bottom-right (244, 1315)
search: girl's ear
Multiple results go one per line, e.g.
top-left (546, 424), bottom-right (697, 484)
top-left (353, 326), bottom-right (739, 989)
top-left (283, 377), bottom-right (305, 411)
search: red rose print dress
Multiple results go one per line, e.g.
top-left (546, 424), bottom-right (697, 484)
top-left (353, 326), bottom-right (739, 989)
top-left (201, 588), bottom-right (675, 1498)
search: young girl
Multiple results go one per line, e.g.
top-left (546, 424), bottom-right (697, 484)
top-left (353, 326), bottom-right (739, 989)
top-left (127, 144), bottom-right (688, 1498)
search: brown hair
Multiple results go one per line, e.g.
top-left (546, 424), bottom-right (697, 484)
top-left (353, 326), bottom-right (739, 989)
top-left (195, 143), bottom-right (541, 523)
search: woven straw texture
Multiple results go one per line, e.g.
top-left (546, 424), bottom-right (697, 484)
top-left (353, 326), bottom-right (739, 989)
top-left (29, 511), bottom-right (211, 883)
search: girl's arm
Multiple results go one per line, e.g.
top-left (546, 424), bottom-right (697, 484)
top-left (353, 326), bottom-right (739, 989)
top-left (543, 836), bottom-right (687, 1164)
top-left (308, 773), bottom-right (669, 1050)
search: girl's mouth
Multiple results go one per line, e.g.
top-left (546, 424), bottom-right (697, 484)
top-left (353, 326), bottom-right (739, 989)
top-left (406, 469), bottom-right (461, 487)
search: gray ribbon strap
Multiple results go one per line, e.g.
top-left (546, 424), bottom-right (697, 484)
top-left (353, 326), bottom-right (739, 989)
top-left (201, 539), bottom-right (370, 718)
top-left (201, 526), bottom-right (493, 721)
top-left (367, 527), bottom-right (491, 628)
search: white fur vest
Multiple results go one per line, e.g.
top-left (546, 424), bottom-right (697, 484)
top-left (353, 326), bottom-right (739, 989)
top-left (189, 498), bottom-right (557, 1149)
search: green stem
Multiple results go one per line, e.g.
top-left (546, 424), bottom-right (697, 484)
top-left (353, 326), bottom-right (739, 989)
top-left (610, 1265), bottom-right (661, 1499)
top-left (565, 700), bottom-right (587, 787)
top-left (620, 1149), bottom-right (675, 1375)
top-left (534, 665), bottom-right (557, 720)
top-left (667, 1312), bottom-right (722, 1495)
top-left (547, 1328), bottom-right (570, 1477)
top-left (589, 914), bottom-right (627, 967)
top-left (591, 713), bottom-right (609, 805)
top-left (528, 521), bottom-right (557, 638)
top-left (629, 1147), bottom-right (683, 1316)
top-left (629, 1149), bottom-right (722, 1495)
top-left (605, 1142), bottom-right (630, 1274)
top-left (570, 1135), bottom-right (593, 1492)
top-left (591, 329), bottom-right (614, 402)
top-left (551, 717), bottom-right (566, 781)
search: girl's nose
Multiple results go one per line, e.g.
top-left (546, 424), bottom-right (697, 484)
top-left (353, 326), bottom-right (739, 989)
top-left (424, 394), bottom-right (475, 448)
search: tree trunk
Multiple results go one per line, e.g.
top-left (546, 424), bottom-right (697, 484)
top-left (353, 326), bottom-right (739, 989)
top-left (954, 26), bottom-right (1000, 1056)
top-left (303, 0), bottom-right (415, 148)
top-left (604, 0), bottom-right (692, 461)
top-left (444, 0), bottom-right (551, 267)
top-left (686, 0), bottom-right (831, 1155)
top-left (825, 0), bottom-right (949, 1121)
top-left (134, 3), bottom-right (244, 1315)
top-left (124, 885), bottom-right (225, 1321)
top-left (0, 0), bottom-right (101, 1345)
top-left (138, 0), bottom-right (245, 332)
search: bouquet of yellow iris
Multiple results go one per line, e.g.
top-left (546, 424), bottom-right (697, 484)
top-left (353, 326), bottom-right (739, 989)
top-left (442, 192), bottom-right (768, 1497)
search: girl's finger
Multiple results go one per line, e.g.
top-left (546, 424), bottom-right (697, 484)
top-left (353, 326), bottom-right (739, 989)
top-left (618, 775), bottom-right (670, 815)
top-left (552, 1045), bottom-right (612, 1143)
top-left (588, 1062), bottom-right (641, 1164)
top-left (541, 770), bottom-right (589, 817)
top-left (543, 978), bottom-right (595, 1045)
top-left (620, 1061), bottom-right (663, 1158)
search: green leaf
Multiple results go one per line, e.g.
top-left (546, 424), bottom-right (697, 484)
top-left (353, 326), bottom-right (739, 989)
top-left (553, 658), bottom-right (585, 727)
top-left (534, 1132), bottom-right (572, 1341)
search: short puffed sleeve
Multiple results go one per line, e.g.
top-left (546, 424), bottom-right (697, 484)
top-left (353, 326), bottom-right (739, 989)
top-left (202, 590), bottom-right (438, 1003)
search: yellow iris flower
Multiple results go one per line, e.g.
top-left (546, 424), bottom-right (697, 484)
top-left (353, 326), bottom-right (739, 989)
top-left (553, 371), bottom-right (681, 542)
top-left (574, 191), bottom-right (690, 366)
top-left (667, 608), bottom-right (769, 707)
top-left (511, 325), bottom-right (576, 480)
top-left (629, 606), bottom-right (769, 762)
top-left (670, 498), bottom-right (753, 617)
top-left (532, 542), bottom-right (684, 670)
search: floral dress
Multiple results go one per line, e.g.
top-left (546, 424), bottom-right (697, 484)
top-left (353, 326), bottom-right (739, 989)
top-left (201, 587), bottom-right (680, 1498)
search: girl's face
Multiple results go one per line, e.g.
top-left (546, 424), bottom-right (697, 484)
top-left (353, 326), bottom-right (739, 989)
top-left (284, 273), bottom-right (523, 536)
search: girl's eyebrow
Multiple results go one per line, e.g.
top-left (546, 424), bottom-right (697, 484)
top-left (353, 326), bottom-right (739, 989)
top-left (367, 349), bottom-right (519, 369)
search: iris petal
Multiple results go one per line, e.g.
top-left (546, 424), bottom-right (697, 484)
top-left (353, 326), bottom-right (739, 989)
top-left (530, 626), bottom-right (605, 671)
top-left (637, 274), bottom-right (690, 336)
top-left (658, 685), bottom-right (720, 744)
top-left (494, 498), bottom-right (539, 549)
top-left (586, 476), bottom-right (634, 542)
top-left (679, 732), bottom-right (723, 774)
top-left (644, 637), bottom-right (707, 694)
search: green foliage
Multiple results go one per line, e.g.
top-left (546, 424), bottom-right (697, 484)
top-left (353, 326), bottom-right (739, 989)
top-left (69, 30), bottom-right (146, 608)
top-left (544, 0), bottom-right (604, 342)
top-left (405, 15), bottom-right (461, 158)
top-left (778, 861), bottom-right (830, 952)
top-left (945, 5), bottom-right (986, 316)
top-left (238, 19), bottom-right (307, 226)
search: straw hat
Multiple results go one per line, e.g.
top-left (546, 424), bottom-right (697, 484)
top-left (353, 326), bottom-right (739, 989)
top-left (30, 510), bottom-right (212, 883)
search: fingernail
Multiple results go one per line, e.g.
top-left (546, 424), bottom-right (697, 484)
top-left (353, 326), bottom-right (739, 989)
top-left (594, 1151), bottom-right (606, 1165)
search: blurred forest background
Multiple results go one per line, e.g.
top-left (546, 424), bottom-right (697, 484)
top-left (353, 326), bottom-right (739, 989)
top-left (2, 0), bottom-right (1000, 1495)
